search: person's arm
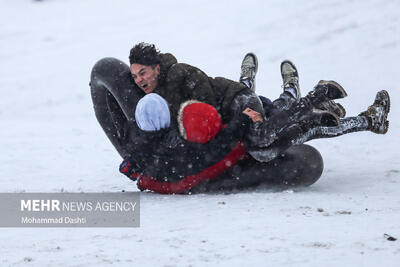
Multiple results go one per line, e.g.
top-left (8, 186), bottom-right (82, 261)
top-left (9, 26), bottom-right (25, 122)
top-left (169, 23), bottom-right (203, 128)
top-left (168, 63), bottom-right (217, 106)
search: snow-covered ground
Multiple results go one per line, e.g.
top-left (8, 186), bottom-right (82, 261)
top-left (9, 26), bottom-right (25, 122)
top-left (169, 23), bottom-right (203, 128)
top-left (1, 0), bottom-right (399, 266)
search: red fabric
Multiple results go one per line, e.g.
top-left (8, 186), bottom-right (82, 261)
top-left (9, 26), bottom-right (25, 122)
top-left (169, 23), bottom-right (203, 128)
top-left (120, 162), bottom-right (131, 173)
top-left (137, 142), bottom-right (246, 194)
top-left (182, 103), bottom-right (223, 144)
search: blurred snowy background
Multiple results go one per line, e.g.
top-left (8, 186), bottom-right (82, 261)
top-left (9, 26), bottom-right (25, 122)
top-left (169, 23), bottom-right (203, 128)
top-left (0, 0), bottom-right (399, 266)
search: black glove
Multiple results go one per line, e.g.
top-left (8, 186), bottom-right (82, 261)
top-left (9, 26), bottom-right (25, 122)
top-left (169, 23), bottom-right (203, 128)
top-left (119, 156), bottom-right (139, 181)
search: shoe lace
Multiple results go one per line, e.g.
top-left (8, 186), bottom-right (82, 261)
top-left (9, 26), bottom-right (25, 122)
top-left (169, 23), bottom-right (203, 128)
top-left (241, 65), bottom-right (256, 79)
top-left (282, 75), bottom-right (298, 89)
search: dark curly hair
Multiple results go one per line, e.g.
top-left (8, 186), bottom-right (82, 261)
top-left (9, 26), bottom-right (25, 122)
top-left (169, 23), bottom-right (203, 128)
top-left (129, 42), bottom-right (161, 66)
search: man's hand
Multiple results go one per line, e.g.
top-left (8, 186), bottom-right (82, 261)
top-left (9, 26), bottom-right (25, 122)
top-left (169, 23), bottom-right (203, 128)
top-left (242, 108), bottom-right (263, 123)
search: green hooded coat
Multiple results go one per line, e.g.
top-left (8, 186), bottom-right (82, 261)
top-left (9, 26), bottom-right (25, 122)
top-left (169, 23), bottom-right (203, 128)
top-left (152, 53), bottom-right (248, 124)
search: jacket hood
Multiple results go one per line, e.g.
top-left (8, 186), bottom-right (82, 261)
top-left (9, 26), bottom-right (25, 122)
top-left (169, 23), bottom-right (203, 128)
top-left (158, 53), bottom-right (177, 86)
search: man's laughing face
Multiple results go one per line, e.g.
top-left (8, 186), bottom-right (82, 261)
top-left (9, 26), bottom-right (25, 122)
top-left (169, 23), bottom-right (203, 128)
top-left (130, 63), bottom-right (160, 94)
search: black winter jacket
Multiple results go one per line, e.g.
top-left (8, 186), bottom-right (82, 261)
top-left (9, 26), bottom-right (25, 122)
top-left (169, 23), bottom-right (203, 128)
top-left (125, 112), bottom-right (251, 182)
top-left (153, 53), bottom-right (248, 124)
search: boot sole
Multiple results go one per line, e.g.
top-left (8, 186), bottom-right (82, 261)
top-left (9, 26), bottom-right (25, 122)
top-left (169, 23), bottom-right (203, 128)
top-left (243, 52), bottom-right (258, 74)
top-left (379, 90), bottom-right (390, 134)
top-left (336, 102), bottom-right (346, 118)
top-left (383, 121), bottom-right (389, 134)
top-left (317, 80), bottom-right (348, 99)
top-left (281, 60), bottom-right (300, 99)
top-left (378, 90), bottom-right (390, 114)
top-left (280, 60), bottom-right (298, 79)
top-left (370, 90), bottom-right (390, 134)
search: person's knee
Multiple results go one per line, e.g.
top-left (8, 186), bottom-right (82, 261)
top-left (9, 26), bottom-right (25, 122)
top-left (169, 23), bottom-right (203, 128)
top-left (231, 89), bottom-right (264, 115)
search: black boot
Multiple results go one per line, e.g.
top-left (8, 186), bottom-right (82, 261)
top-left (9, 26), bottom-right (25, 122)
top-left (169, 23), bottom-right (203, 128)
top-left (286, 97), bottom-right (341, 128)
top-left (359, 90), bottom-right (390, 134)
top-left (317, 100), bottom-right (346, 118)
top-left (310, 109), bottom-right (341, 127)
top-left (281, 60), bottom-right (301, 100)
top-left (239, 53), bottom-right (258, 91)
top-left (306, 80), bottom-right (348, 106)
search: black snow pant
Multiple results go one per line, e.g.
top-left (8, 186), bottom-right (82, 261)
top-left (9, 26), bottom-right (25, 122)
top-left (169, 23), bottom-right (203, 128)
top-left (230, 85), bottom-right (370, 162)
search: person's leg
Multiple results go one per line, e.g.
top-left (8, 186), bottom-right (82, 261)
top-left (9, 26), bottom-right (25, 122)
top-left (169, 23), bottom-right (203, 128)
top-left (246, 90), bottom-right (389, 162)
top-left (248, 116), bottom-right (369, 162)
top-left (271, 60), bottom-right (301, 111)
top-left (232, 78), bottom-right (351, 163)
top-left (279, 90), bottom-right (390, 150)
top-left (230, 89), bottom-right (301, 147)
top-left (295, 116), bottom-right (369, 143)
top-left (193, 144), bottom-right (324, 192)
top-left (231, 87), bottom-right (342, 153)
top-left (248, 85), bottom-right (390, 163)
top-left (90, 57), bottom-right (144, 157)
top-left (272, 92), bottom-right (298, 112)
top-left (239, 53), bottom-right (258, 91)
top-left (244, 87), bottom-right (391, 162)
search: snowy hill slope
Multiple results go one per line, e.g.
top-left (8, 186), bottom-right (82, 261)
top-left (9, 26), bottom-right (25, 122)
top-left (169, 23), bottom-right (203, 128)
top-left (0, 0), bottom-right (399, 266)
